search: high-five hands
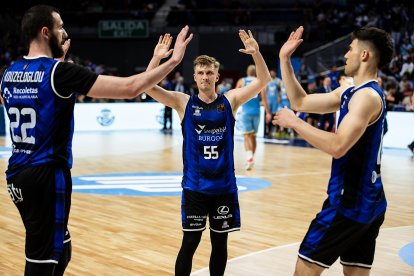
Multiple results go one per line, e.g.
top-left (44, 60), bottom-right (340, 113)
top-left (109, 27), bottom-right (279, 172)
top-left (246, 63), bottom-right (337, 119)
top-left (239, 30), bottom-right (259, 55)
top-left (279, 26), bottom-right (304, 59)
top-left (153, 33), bottom-right (174, 59)
top-left (170, 26), bottom-right (193, 64)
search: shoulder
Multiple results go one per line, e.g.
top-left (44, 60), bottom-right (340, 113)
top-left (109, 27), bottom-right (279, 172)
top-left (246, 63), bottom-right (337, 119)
top-left (354, 87), bottom-right (382, 102)
top-left (349, 87), bottom-right (382, 112)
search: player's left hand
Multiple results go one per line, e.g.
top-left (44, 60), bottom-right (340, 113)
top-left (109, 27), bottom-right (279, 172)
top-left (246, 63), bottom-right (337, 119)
top-left (153, 34), bottom-right (174, 59)
top-left (239, 30), bottom-right (258, 55)
top-left (272, 107), bottom-right (298, 128)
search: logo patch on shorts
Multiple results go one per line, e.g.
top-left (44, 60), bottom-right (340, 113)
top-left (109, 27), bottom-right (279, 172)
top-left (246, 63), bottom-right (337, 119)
top-left (217, 206), bottom-right (229, 215)
top-left (7, 183), bottom-right (23, 203)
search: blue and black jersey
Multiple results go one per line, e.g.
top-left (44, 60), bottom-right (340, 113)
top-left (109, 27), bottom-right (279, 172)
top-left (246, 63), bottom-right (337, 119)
top-left (328, 80), bottom-right (387, 223)
top-left (0, 56), bottom-right (97, 179)
top-left (181, 94), bottom-right (237, 195)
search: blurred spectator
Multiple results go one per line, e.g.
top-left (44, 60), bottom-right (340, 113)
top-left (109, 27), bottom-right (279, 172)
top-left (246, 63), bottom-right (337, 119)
top-left (264, 70), bottom-right (282, 138)
top-left (216, 79), bottom-right (232, 95)
top-left (327, 65), bottom-right (340, 89)
top-left (297, 62), bottom-right (313, 92)
top-left (317, 76), bottom-right (335, 132)
top-left (160, 77), bottom-right (173, 133)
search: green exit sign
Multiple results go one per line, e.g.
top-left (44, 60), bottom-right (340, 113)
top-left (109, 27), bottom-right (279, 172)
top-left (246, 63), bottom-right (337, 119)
top-left (98, 20), bottom-right (149, 38)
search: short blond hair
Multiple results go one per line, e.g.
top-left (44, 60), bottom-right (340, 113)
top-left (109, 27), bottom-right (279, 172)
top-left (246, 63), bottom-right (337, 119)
top-left (246, 65), bottom-right (256, 76)
top-left (194, 55), bottom-right (220, 70)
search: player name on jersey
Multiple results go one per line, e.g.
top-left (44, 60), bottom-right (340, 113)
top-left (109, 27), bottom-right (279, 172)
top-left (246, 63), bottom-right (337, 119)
top-left (3, 71), bottom-right (45, 83)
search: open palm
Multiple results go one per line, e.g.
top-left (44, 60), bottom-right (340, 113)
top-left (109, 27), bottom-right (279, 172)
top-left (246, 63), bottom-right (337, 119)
top-left (153, 34), bottom-right (173, 59)
top-left (239, 30), bottom-right (258, 55)
top-left (279, 26), bottom-right (304, 58)
top-left (171, 26), bottom-right (193, 64)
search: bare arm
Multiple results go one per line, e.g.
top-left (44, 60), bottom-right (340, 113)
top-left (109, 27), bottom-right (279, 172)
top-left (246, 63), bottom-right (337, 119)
top-left (272, 88), bottom-right (382, 158)
top-left (87, 26), bottom-right (193, 99)
top-left (145, 33), bottom-right (190, 119)
top-left (225, 30), bottom-right (271, 112)
top-left (279, 26), bottom-right (343, 114)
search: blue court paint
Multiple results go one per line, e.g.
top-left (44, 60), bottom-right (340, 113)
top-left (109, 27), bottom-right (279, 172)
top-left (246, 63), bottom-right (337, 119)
top-left (399, 242), bottom-right (414, 267)
top-left (0, 146), bottom-right (11, 159)
top-left (72, 172), bottom-right (271, 196)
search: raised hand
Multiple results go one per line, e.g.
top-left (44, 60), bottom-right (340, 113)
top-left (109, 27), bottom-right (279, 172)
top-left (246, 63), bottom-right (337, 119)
top-left (279, 26), bottom-right (304, 59)
top-left (171, 26), bottom-right (193, 64)
top-left (153, 34), bottom-right (173, 59)
top-left (56, 38), bottom-right (71, 61)
top-left (239, 30), bottom-right (258, 55)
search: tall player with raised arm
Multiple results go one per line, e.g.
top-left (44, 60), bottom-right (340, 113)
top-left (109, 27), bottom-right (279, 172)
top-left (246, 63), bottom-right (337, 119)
top-left (145, 31), bottom-right (271, 276)
top-left (0, 5), bottom-right (192, 275)
top-left (273, 26), bottom-right (393, 275)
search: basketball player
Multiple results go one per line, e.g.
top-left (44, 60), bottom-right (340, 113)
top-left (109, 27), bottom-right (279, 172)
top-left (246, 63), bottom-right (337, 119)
top-left (144, 31), bottom-right (270, 275)
top-left (264, 69), bottom-right (282, 138)
top-left (236, 65), bottom-right (271, 170)
top-left (273, 26), bottom-right (393, 275)
top-left (0, 5), bottom-right (192, 275)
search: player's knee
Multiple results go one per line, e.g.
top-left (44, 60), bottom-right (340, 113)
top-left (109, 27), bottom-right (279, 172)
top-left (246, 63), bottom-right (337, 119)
top-left (294, 258), bottom-right (324, 276)
top-left (343, 266), bottom-right (370, 276)
top-left (210, 231), bottom-right (228, 248)
top-left (182, 231), bottom-right (202, 248)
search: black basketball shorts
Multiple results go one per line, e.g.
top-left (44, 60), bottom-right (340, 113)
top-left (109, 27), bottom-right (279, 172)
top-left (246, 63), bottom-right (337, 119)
top-left (181, 189), bottom-right (241, 233)
top-left (298, 199), bottom-right (385, 269)
top-left (7, 165), bottom-right (72, 264)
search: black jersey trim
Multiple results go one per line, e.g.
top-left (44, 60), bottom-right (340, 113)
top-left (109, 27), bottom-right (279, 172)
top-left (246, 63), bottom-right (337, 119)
top-left (180, 96), bottom-right (191, 126)
top-left (51, 61), bottom-right (73, 99)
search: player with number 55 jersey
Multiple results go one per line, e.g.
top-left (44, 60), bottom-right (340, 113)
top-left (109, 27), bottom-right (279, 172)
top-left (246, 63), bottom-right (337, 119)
top-left (144, 30), bottom-right (270, 275)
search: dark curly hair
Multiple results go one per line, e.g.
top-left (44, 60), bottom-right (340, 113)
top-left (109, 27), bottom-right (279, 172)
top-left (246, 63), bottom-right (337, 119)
top-left (352, 27), bottom-right (394, 69)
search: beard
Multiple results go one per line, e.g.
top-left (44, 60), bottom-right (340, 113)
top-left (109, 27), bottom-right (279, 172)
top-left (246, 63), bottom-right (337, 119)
top-left (49, 32), bottom-right (64, 59)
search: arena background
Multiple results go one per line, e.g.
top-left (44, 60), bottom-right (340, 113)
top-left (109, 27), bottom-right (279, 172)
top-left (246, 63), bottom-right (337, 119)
top-left (0, 0), bottom-right (413, 275)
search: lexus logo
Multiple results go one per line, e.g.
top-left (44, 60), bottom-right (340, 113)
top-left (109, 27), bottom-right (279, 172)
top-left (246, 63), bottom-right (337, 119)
top-left (217, 206), bottom-right (229, 215)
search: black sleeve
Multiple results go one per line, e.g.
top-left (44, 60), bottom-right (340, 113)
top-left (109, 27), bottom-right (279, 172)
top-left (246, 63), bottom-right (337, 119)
top-left (53, 62), bottom-right (98, 97)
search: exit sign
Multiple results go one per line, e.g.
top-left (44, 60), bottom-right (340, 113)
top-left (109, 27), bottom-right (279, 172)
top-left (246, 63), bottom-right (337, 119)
top-left (98, 20), bottom-right (149, 38)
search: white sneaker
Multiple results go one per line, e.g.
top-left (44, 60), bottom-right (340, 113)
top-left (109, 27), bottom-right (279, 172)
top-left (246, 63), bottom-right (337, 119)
top-left (245, 157), bottom-right (254, 170)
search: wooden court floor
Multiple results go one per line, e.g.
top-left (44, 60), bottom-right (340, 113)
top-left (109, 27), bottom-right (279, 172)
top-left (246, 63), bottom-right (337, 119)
top-left (0, 131), bottom-right (413, 275)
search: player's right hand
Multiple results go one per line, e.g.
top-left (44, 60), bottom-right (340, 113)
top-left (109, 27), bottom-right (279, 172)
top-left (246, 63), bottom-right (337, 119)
top-left (171, 26), bottom-right (193, 64)
top-left (153, 34), bottom-right (173, 59)
top-left (279, 26), bottom-right (304, 59)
